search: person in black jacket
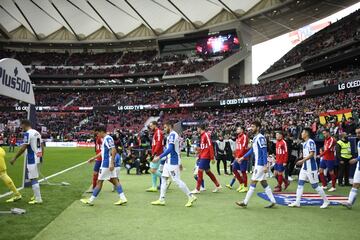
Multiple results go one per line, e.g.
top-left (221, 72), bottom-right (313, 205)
top-left (214, 135), bottom-right (228, 175)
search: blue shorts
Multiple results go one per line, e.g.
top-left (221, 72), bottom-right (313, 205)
top-left (233, 160), bottom-right (248, 172)
top-left (198, 159), bottom-right (211, 170)
top-left (320, 159), bottom-right (335, 171)
top-left (94, 160), bottom-right (102, 172)
top-left (274, 163), bottom-right (285, 172)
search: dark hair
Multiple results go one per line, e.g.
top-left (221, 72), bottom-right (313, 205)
top-left (303, 128), bottom-right (312, 137)
top-left (238, 126), bottom-right (246, 131)
top-left (198, 124), bottom-right (206, 130)
top-left (150, 121), bottom-right (158, 127)
top-left (276, 131), bottom-right (284, 136)
top-left (252, 121), bottom-right (261, 129)
top-left (20, 119), bottom-right (31, 127)
top-left (164, 121), bottom-right (173, 128)
top-left (95, 125), bottom-right (107, 133)
top-left (322, 128), bottom-right (330, 133)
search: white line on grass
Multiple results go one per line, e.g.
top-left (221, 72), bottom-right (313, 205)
top-left (0, 160), bottom-right (88, 199)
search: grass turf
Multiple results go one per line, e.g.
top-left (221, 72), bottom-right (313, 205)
top-left (0, 147), bottom-right (359, 240)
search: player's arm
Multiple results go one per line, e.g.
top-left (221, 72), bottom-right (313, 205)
top-left (261, 145), bottom-right (268, 172)
top-left (297, 151), bottom-right (315, 165)
top-left (109, 147), bottom-right (116, 171)
top-left (283, 142), bottom-right (288, 165)
top-left (240, 147), bottom-right (253, 162)
top-left (154, 143), bottom-right (174, 162)
top-left (87, 152), bottom-right (102, 163)
top-left (349, 156), bottom-right (360, 165)
top-left (10, 144), bottom-right (27, 165)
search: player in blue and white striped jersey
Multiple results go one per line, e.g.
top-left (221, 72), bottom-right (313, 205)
top-left (151, 122), bottom-right (197, 207)
top-left (81, 125), bottom-right (127, 206)
top-left (235, 121), bottom-right (276, 208)
top-left (342, 127), bottom-right (360, 209)
top-left (288, 128), bottom-right (330, 209)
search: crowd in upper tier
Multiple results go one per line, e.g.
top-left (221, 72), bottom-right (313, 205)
top-left (261, 9), bottom-right (360, 75)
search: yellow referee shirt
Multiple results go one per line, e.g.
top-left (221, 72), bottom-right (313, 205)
top-left (0, 147), bottom-right (6, 172)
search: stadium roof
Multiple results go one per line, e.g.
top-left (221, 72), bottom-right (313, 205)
top-left (0, 0), bottom-right (358, 45)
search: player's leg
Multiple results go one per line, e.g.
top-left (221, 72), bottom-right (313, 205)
top-left (193, 164), bottom-right (205, 191)
top-left (288, 169), bottom-right (307, 207)
top-left (236, 180), bottom-right (257, 207)
top-left (308, 171), bottom-right (329, 208)
top-left (206, 169), bottom-right (221, 192)
top-left (152, 164), bottom-right (170, 205)
top-left (240, 160), bottom-right (248, 192)
top-left (319, 160), bottom-right (328, 189)
top-left (327, 161), bottom-right (336, 191)
top-left (111, 178), bottom-right (127, 205)
top-left (260, 180), bottom-right (276, 208)
top-left (236, 166), bottom-right (266, 207)
top-left (192, 159), bottom-right (208, 193)
top-left (169, 167), bottom-right (197, 207)
top-left (147, 160), bottom-right (160, 192)
top-left (232, 161), bottom-right (243, 191)
top-left (0, 170), bottom-right (22, 202)
top-left (28, 164), bottom-right (42, 204)
top-left (342, 167), bottom-right (360, 209)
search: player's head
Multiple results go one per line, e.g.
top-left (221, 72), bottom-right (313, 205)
top-left (149, 121), bottom-right (158, 131)
top-left (20, 119), bottom-right (32, 131)
top-left (275, 131), bottom-right (283, 141)
top-left (356, 127), bottom-right (360, 139)
top-left (163, 122), bottom-right (173, 134)
top-left (322, 129), bottom-right (331, 139)
top-left (95, 125), bottom-right (107, 137)
top-left (236, 126), bottom-right (245, 135)
top-left (250, 121), bottom-right (261, 134)
top-left (301, 128), bottom-right (312, 140)
top-left (197, 124), bottom-right (206, 134)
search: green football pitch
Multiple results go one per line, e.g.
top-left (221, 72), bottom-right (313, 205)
top-left (0, 147), bottom-right (359, 240)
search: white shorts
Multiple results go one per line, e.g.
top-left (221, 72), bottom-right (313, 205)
top-left (115, 167), bottom-right (121, 178)
top-left (251, 166), bottom-right (266, 181)
top-left (98, 167), bottom-right (117, 181)
top-left (27, 164), bottom-right (39, 179)
top-left (353, 164), bottom-right (360, 184)
top-left (299, 169), bottom-right (319, 184)
top-left (162, 163), bottom-right (180, 180)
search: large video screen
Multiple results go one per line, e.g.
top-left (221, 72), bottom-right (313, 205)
top-left (196, 33), bottom-right (239, 54)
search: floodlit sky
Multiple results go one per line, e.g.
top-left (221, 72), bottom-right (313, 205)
top-left (252, 2), bottom-right (360, 83)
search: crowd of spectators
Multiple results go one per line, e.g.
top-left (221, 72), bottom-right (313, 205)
top-left (1, 64), bottom-right (359, 109)
top-left (0, 88), bottom-right (359, 144)
top-left (261, 9), bottom-right (360, 75)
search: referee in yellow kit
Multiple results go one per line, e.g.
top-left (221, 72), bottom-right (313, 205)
top-left (0, 146), bottom-right (22, 202)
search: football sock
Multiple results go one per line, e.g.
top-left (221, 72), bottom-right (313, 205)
top-left (330, 173), bottom-right (336, 188)
top-left (319, 172), bottom-right (327, 187)
top-left (264, 185), bottom-right (276, 203)
top-left (233, 170), bottom-right (243, 184)
top-left (295, 185), bottom-right (304, 205)
top-left (31, 179), bottom-right (42, 202)
top-left (92, 172), bottom-right (98, 189)
top-left (241, 171), bottom-right (248, 187)
top-left (244, 184), bottom-right (256, 205)
top-left (348, 188), bottom-right (358, 204)
top-left (196, 170), bottom-right (204, 191)
top-left (206, 171), bottom-right (220, 187)
top-left (315, 185), bottom-right (328, 202)
top-left (160, 177), bottom-right (167, 200)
